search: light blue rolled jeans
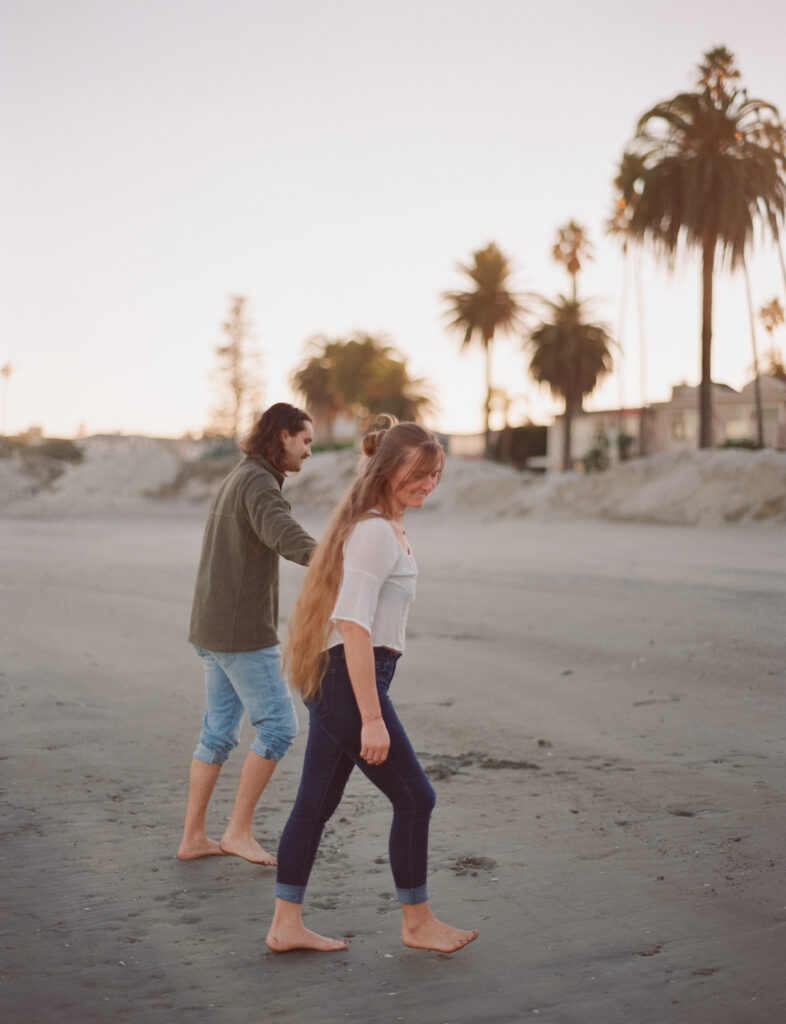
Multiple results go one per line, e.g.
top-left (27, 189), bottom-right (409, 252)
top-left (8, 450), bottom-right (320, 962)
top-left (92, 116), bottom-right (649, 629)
top-left (192, 645), bottom-right (298, 764)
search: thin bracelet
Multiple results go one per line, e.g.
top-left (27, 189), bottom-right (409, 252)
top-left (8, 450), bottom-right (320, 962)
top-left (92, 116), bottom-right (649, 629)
top-left (362, 714), bottom-right (382, 725)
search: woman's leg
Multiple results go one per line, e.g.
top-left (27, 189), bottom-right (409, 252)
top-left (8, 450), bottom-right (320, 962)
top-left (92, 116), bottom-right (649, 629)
top-left (353, 693), bottom-right (436, 902)
top-left (268, 648), bottom-right (478, 952)
top-left (266, 712), bottom-right (354, 952)
top-left (353, 698), bottom-right (477, 951)
top-left (275, 715), bottom-right (356, 899)
top-left (350, 655), bottom-right (478, 952)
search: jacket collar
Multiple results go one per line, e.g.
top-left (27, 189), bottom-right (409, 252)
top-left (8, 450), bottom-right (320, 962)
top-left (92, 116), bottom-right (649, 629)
top-left (246, 454), bottom-right (284, 487)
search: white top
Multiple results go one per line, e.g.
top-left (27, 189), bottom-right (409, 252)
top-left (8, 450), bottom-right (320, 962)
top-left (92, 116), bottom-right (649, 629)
top-left (329, 515), bottom-right (417, 652)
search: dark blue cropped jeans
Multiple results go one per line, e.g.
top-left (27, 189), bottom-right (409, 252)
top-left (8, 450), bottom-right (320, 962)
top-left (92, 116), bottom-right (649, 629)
top-left (275, 645), bottom-right (436, 906)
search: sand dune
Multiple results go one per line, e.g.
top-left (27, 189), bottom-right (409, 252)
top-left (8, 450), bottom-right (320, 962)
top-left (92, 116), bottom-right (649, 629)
top-left (2, 438), bottom-right (785, 525)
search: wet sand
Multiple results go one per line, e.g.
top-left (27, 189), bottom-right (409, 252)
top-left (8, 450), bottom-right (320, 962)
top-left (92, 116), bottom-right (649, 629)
top-left (1, 509), bottom-right (784, 1023)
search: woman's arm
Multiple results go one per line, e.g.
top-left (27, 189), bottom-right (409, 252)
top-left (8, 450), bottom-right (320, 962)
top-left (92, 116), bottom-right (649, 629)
top-left (339, 620), bottom-right (390, 765)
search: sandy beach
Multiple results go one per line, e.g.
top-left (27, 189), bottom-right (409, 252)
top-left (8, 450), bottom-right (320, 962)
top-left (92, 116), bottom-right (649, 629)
top-left (1, 449), bottom-right (785, 1023)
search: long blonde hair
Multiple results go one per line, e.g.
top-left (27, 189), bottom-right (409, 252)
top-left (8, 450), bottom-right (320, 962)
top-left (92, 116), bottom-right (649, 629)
top-left (284, 420), bottom-right (444, 700)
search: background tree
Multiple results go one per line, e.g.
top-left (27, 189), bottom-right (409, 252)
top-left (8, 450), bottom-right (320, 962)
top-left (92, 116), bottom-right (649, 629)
top-left (361, 347), bottom-right (434, 423)
top-left (290, 333), bottom-right (434, 439)
top-left (607, 176), bottom-right (649, 414)
top-left (209, 295), bottom-right (263, 439)
top-left (290, 338), bottom-right (346, 443)
top-left (759, 297), bottom-right (786, 380)
top-left (615, 46), bottom-right (786, 448)
top-left (441, 242), bottom-right (526, 455)
top-left (527, 297), bottom-right (614, 471)
top-left (742, 258), bottom-right (765, 447)
top-left (552, 220), bottom-right (594, 301)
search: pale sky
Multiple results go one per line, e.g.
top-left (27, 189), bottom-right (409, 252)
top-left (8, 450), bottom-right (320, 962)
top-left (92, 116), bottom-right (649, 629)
top-left (3, 0), bottom-right (786, 439)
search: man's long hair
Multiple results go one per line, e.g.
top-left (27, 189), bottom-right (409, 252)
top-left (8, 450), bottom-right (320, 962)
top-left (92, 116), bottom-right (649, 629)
top-left (240, 403), bottom-right (312, 470)
top-left (284, 420), bottom-right (444, 701)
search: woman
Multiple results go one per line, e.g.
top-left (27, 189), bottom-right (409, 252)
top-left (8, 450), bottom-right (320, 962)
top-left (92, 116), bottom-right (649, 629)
top-left (266, 421), bottom-right (478, 954)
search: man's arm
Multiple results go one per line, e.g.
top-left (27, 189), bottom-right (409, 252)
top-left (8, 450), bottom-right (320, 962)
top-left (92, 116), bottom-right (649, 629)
top-left (245, 475), bottom-right (316, 565)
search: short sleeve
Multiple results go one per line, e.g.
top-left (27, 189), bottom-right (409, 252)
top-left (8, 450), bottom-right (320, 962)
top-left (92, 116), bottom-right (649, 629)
top-left (331, 518), bottom-right (401, 634)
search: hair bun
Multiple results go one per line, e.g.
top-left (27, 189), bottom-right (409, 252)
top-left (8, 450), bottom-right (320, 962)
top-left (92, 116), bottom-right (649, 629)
top-left (361, 429), bottom-right (387, 457)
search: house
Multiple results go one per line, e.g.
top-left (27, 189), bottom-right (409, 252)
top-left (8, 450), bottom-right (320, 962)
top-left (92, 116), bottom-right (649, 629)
top-left (649, 376), bottom-right (786, 451)
top-left (546, 375), bottom-right (786, 470)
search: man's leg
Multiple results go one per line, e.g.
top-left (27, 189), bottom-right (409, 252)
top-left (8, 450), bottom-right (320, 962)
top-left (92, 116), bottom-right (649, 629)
top-left (178, 647), bottom-right (243, 859)
top-left (177, 759), bottom-right (224, 860)
top-left (214, 646), bottom-right (299, 865)
top-left (219, 751), bottom-right (278, 864)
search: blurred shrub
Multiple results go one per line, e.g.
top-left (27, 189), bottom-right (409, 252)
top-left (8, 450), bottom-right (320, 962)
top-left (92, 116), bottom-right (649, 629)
top-left (720, 438), bottom-right (758, 450)
top-left (311, 440), bottom-right (356, 454)
top-left (487, 425), bottom-right (548, 468)
top-left (35, 439), bottom-right (84, 462)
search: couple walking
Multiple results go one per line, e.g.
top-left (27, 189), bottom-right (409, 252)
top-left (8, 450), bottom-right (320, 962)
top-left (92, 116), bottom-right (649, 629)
top-left (177, 402), bottom-right (477, 954)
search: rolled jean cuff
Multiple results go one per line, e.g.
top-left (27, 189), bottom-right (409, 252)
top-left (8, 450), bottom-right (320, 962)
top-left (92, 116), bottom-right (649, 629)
top-left (396, 884), bottom-right (428, 906)
top-left (192, 742), bottom-right (228, 766)
top-left (275, 882), bottom-right (307, 904)
top-left (250, 735), bottom-right (293, 763)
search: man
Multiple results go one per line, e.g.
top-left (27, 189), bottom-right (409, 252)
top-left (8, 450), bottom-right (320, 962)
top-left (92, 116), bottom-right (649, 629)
top-left (177, 403), bottom-right (316, 865)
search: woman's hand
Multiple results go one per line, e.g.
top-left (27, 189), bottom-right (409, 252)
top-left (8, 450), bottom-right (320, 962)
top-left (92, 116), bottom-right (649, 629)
top-left (338, 620), bottom-right (390, 765)
top-left (360, 717), bottom-right (390, 765)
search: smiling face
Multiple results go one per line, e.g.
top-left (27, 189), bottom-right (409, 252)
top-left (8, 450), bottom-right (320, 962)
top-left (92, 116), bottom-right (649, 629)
top-left (390, 448), bottom-right (442, 515)
top-left (280, 425), bottom-right (314, 473)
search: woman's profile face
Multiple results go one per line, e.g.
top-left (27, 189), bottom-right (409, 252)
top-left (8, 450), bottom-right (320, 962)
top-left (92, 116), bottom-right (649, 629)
top-left (390, 449), bottom-right (441, 512)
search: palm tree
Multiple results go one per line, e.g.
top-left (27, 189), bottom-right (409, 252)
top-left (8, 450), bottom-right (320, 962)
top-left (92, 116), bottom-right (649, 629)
top-left (552, 220), bottom-right (594, 301)
top-left (615, 46), bottom-right (786, 448)
top-left (364, 355), bottom-right (435, 424)
top-left (527, 297), bottom-right (614, 471)
top-left (760, 296), bottom-right (785, 335)
top-left (607, 189), bottom-right (649, 416)
top-left (742, 259), bottom-right (764, 447)
top-left (290, 333), bottom-right (435, 439)
top-left (759, 297), bottom-right (786, 380)
top-left (290, 338), bottom-right (345, 444)
top-left (442, 242), bottom-right (526, 455)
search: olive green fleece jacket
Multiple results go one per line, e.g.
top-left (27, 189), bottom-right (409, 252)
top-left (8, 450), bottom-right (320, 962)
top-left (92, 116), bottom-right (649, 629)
top-left (188, 455), bottom-right (316, 652)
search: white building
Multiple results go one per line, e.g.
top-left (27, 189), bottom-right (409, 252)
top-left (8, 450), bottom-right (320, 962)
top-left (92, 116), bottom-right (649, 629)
top-left (546, 376), bottom-right (786, 470)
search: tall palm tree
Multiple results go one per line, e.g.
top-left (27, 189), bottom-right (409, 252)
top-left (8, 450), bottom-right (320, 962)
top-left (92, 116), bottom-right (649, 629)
top-left (742, 258), bottom-right (764, 447)
top-left (527, 297), bottom-right (614, 471)
top-left (442, 242), bottom-right (526, 455)
top-left (552, 220), bottom-right (594, 302)
top-left (615, 46), bottom-right (786, 448)
top-left (607, 191), bottom-right (649, 414)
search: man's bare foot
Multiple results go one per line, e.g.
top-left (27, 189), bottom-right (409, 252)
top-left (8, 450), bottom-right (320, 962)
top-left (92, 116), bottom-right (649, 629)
top-left (265, 922), bottom-right (348, 953)
top-left (401, 912), bottom-right (478, 952)
top-left (219, 835), bottom-right (277, 865)
top-left (177, 837), bottom-right (225, 860)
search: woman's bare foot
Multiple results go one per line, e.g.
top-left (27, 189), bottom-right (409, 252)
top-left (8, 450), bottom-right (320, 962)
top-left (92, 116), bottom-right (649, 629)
top-left (177, 837), bottom-right (225, 860)
top-left (265, 922), bottom-right (348, 953)
top-left (219, 834), bottom-right (276, 865)
top-left (400, 903), bottom-right (478, 952)
top-left (266, 897), bottom-right (348, 952)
